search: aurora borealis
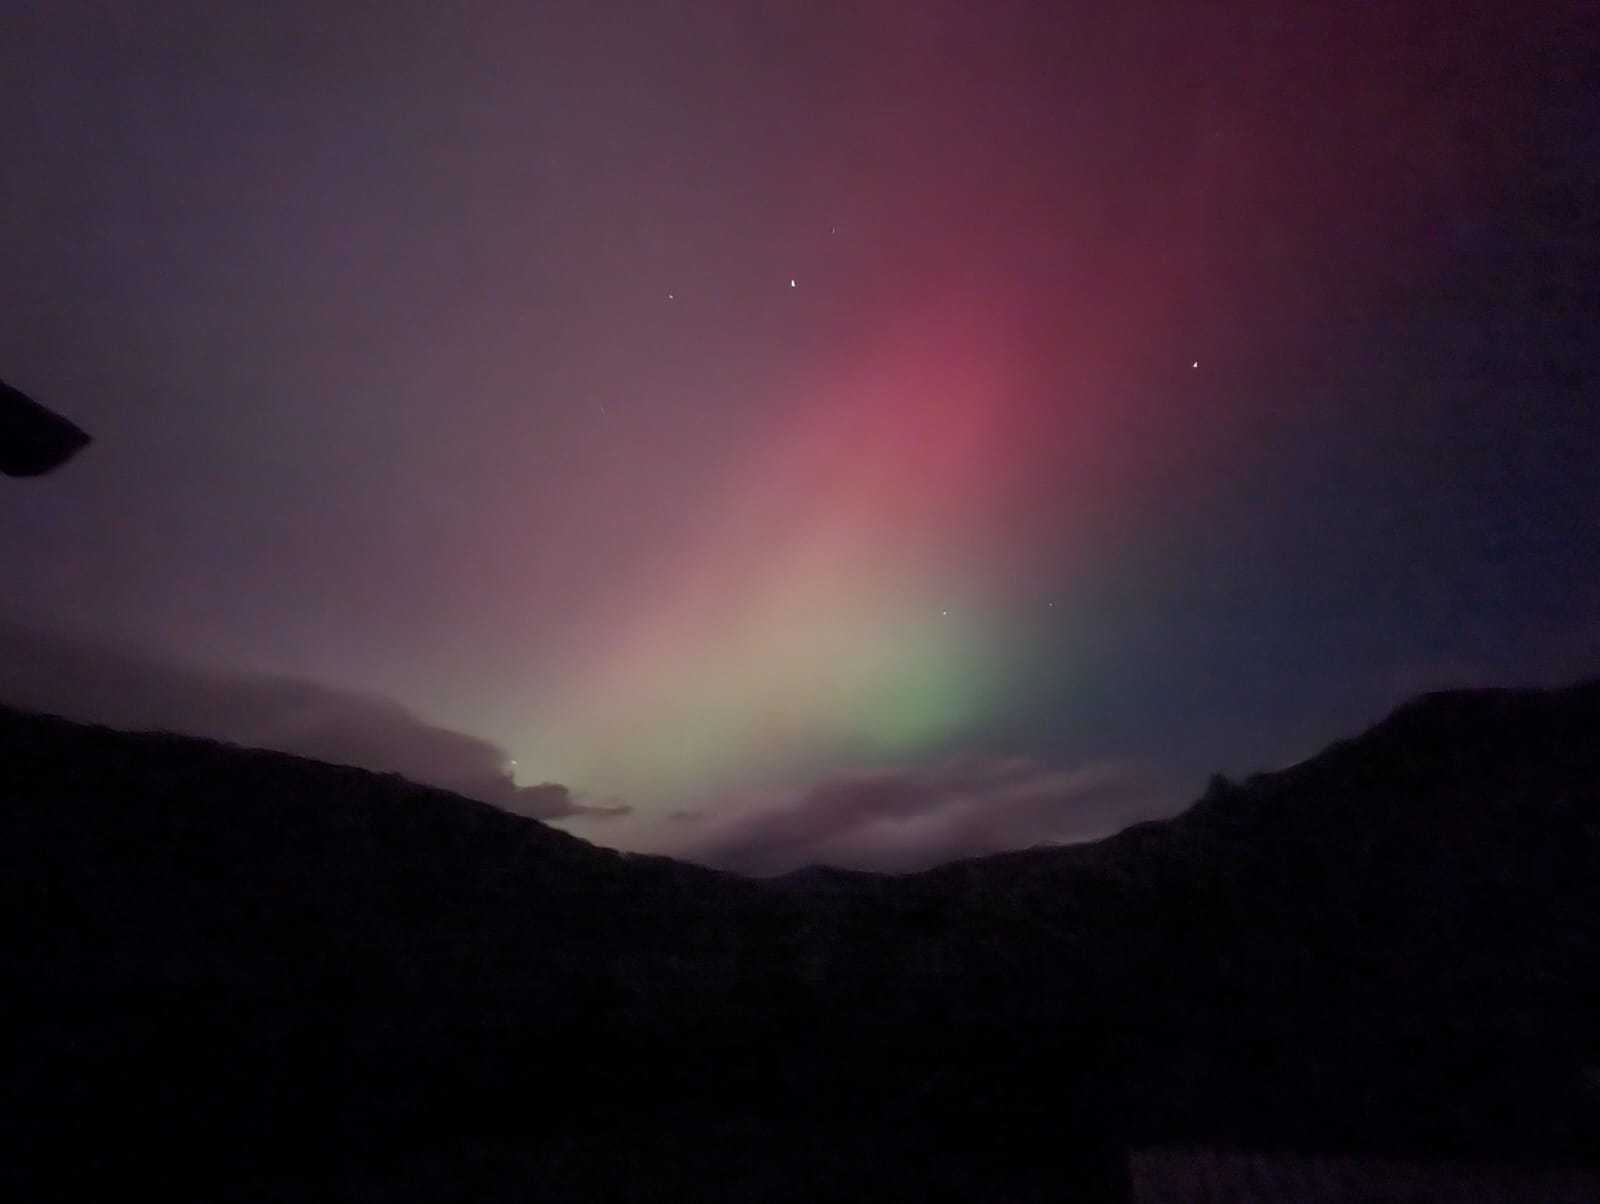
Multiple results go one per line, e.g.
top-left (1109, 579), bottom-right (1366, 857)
top-left (3, 2), bottom-right (1597, 871)
top-left (520, 299), bottom-right (1022, 806)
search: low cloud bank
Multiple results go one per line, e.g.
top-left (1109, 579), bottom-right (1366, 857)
top-left (0, 621), bottom-right (1183, 865)
top-left (0, 620), bottom-right (626, 821)
top-left (684, 756), bottom-right (1172, 876)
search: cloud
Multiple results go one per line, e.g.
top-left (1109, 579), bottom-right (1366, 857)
top-left (682, 755), bottom-right (1171, 876)
top-left (0, 619), bottom-right (626, 821)
top-left (505, 781), bottom-right (631, 822)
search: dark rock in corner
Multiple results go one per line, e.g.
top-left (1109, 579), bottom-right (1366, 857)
top-left (0, 378), bottom-right (91, 477)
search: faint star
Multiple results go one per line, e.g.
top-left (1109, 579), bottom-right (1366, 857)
top-left (1192, 361), bottom-right (1199, 368)
top-left (789, 278), bottom-right (796, 288)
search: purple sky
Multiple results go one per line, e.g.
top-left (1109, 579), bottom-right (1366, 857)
top-left (3, 2), bottom-right (1597, 872)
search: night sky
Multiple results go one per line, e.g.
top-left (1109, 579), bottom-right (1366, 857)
top-left (3, 2), bottom-right (1597, 873)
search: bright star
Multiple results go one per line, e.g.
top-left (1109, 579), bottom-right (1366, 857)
top-left (789, 278), bottom-right (796, 288)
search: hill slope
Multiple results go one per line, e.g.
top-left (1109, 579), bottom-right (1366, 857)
top-left (3, 684), bottom-right (1598, 1198)
top-left (871, 683), bottom-right (1600, 1153)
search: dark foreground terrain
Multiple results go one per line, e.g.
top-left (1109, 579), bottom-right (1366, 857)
top-left (3, 683), bottom-right (1598, 1200)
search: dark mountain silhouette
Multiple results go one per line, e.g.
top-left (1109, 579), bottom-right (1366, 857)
top-left (4, 683), bottom-right (1597, 1199)
top-left (0, 378), bottom-right (91, 476)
